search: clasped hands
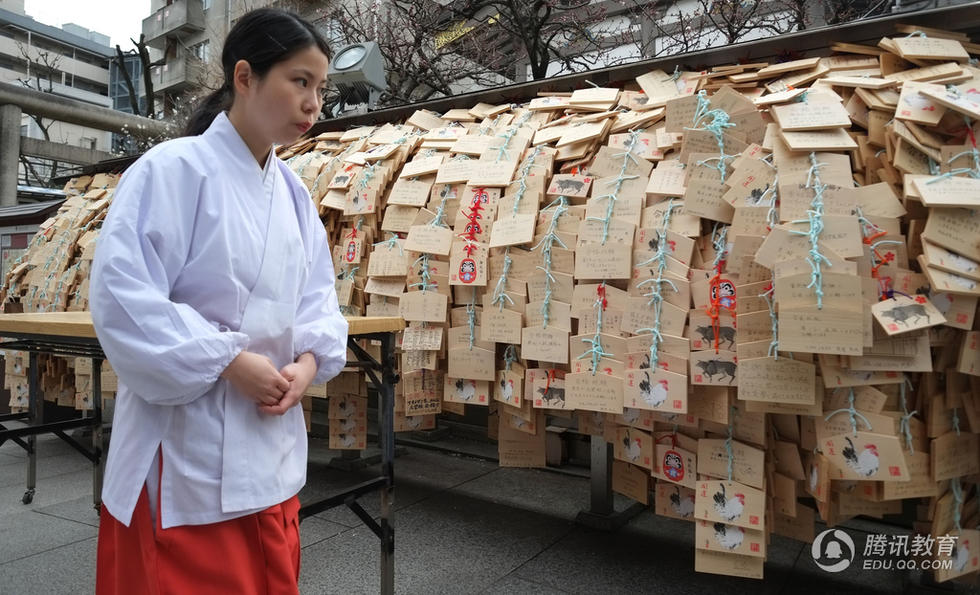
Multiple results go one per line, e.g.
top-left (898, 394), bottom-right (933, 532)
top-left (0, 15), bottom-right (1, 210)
top-left (221, 351), bottom-right (316, 415)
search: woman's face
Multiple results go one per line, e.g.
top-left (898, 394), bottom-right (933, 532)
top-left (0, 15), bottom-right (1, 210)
top-left (245, 45), bottom-right (329, 146)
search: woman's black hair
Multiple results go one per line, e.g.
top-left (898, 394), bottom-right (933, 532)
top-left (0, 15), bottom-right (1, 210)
top-left (183, 8), bottom-right (331, 136)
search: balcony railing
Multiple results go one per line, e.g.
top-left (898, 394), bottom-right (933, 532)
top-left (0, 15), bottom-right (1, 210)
top-left (152, 54), bottom-right (203, 94)
top-left (142, 0), bottom-right (205, 49)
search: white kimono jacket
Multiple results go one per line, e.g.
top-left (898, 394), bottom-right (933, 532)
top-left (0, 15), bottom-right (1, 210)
top-left (91, 112), bottom-right (348, 529)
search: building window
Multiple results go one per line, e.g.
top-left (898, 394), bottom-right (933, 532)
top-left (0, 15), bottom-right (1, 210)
top-left (191, 40), bottom-right (210, 63)
top-left (73, 76), bottom-right (109, 96)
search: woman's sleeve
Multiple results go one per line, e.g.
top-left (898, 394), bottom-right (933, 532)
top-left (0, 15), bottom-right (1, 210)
top-left (90, 153), bottom-right (249, 406)
top-left (292, 206), bottom-right (349, 385)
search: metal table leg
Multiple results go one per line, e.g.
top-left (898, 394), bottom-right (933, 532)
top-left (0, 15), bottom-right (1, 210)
top-left (24, 351), bottom-right (39, 505)
top-left (91, 357), bottom-right (103, 511)
top-left (379, 331), bottom-right (396, 595)
top-left (575, 435), bottom-right (643, 530)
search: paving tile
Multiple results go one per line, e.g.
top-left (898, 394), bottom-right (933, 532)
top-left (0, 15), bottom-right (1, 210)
top-left (0, 510), bottom-right (97, 565)
top-left (299, 490), bottom-right (574, 595)
top-left (0, 536), bottom-right (96, 595)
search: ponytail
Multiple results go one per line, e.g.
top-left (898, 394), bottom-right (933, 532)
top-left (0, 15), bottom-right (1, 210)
top-left (183, 83), bottom-right (232, 137)
top-left (181, 8), bottom-right (331, 137)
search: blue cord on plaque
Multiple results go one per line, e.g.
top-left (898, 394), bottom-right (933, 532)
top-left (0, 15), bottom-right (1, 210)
top-left (787, 152), bottom-right (831, 309)
top-left (634, 199), bottom-right (677, 370)
top-left (586, 129), bottom-right (641, 245)
top-left (533, 196), bottom-right (569, 329)
top-left (410, 253), bottom-right (435, 292)
top-left (491, 247), bottom-right (514, 311)
top-left (503, 344), bottom-right (517, 372)
top-left (725, 405), bottom-right (737, 481)
top-left (577, 283), bottom-right (613, 375)
top-left (854, 206), bottom-right (884, 238)
top-left (357, 162), bottom-right (378, 192)
top-left (687, 90), bottom-right (737, 183)
top-left (373, 231), bottom-right (403, 254)
top-left (760, 280), bottom-right (779, 359)
top-left (341, 265), bottom-right (359, 281)
top-left (512, 146), bottom-right (543, 216)
top-left (466, 288), bottom-right (477, 350)
top-left (899, 376), bottom-right (917, 454)
top-left (494, 126), bottom-right (519, 163)
top-left (952, 477), bottom-right (964, 531)
top-left (927, 116), bottom-right (980, 182)
top-left (825, 387), bottom-right (872, 436)
top-left (430, 186), bottom-right (452, 229)
top-left (952, 407), bottom-right (962, 437)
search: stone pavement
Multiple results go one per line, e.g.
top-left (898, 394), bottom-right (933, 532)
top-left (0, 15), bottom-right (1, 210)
top-left (0, 433), bottom-right (976, 594)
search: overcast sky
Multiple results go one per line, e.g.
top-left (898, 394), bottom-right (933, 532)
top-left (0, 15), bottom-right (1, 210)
top-left (24, 0), bottom-right (150, 49)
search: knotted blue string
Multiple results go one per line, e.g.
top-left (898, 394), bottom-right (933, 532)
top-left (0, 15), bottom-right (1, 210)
top-left (952, 477), bottom-right (964, 531)
top-left (788, 152), bottom-right (831, 309)
top-left (430, 183), bottom-right (453, 229)
top-left (577, 283), bottom-right (613, 375)
top-left (726, 405), bottom-right (737, 481)
top-left (341, 265), bottom-right (359, 281)
top-left (686, 90), bottom-right (737, 182)
top-left (494, 125), bottom-right (519, 163)
top-left (585, 129), bottom-right (641, 244)
top-left (760, 280), bottom-right (779, 359)
top-left (634, 199), bottom-right (678, 371)
top-left (532, 196), bottom-right (569, 329)
top-left (491, 247), bottom-right (514, 310)
top-left (409, 254), bottom-right (436, 292)
top-left (899, 376), bottom-right (917, 454)
top-left (372, 232), bottom-right (403, 254)
top-left (503, 344), bottom-right (517, 372)
top-left (466, 288), bottom-right (477, 350)
top-left (512, 146), bottom-right (543, 216)
top-left (824, 387), bottom-right (872, 436)
top-left (926, 116), bottom-right (980, 183)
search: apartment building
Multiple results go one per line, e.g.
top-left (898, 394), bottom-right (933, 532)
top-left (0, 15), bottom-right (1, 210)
top-left (0, 0), bottom-right (115, 166)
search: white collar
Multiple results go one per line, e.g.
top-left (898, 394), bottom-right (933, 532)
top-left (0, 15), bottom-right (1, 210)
top-left (204, 111), bottom-right (278, 192)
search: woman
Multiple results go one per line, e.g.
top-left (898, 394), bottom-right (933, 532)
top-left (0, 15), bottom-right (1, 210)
top-left (91, 8), bottom-right (348, 593)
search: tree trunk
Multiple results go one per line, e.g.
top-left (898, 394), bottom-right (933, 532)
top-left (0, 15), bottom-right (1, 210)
top-left (115, 45), bottom-right (142, 117)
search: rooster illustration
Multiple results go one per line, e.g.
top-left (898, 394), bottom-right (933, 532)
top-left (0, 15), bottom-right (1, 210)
top-left (639, 371), bottom-right (668, 408)
top-left (455, 378), bottom-right (476, 401)
top-left (498, 377), bottom-right (515, 403)
top-left (339, 417), bottom-right (357, 432)
top-left (670, 487), bottom-right (695, 517)
top-left (713, 522), bottom-right (744, 550)
top-left (512, 415), bottom-right (527, 429)
top-left (337, 433), bottom-right (356, 448)
top-left (954, 539), bottom-right (971, 573)
top-left (713, 484), bottom-right (746, 521)
top-left (842, 437), bottom-right (879, 477)
top-left (405, 415), bottom-right (422, 430)
top-left (623, 430), bottom-right (642, 462)
top-left (623, 407), bottom-right (641, 425)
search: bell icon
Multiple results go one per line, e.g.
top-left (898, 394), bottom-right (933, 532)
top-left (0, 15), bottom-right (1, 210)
top-left (825, 541), bottom-right (843, 559)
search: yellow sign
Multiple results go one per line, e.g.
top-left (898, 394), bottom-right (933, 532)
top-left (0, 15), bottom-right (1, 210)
top-left (435, 21), bottom-right (475, 49)
top-left (434, 13), bottom-right (499, 50)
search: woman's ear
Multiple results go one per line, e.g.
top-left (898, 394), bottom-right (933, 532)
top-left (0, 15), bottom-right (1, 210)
top-left (232, 59), bottom-right (253, 97)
